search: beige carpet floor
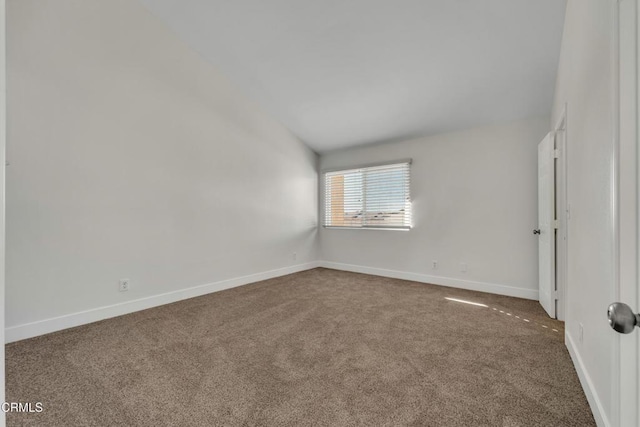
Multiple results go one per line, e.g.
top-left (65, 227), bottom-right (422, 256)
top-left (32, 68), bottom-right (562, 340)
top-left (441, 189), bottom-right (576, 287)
top-left (6, 268), bottom-right (594, 426)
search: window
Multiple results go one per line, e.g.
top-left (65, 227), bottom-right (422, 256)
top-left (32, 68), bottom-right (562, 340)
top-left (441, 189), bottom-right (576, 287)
top-left (323, 161), bottom-right (412, 229)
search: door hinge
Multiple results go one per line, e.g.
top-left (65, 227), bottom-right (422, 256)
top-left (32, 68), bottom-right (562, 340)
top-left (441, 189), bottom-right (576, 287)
top-left (553, 290), bottom-right (559, 300)
top-left (554, 148), bottom-right (560, 158)
top-left (553, 219), bottom-right (559, 229)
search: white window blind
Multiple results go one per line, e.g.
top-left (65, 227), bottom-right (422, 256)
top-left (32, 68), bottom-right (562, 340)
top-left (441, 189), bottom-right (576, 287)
top-left (324, 161), bottom-right (412, 229)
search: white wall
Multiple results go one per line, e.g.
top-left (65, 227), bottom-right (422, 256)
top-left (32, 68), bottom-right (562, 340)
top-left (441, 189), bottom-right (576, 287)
top-left (6, 0), bottom-right (318, 338)
top-left (551, 1), bottom-right (617, 425)
top-left (319, 117), bottom-right (549, 299)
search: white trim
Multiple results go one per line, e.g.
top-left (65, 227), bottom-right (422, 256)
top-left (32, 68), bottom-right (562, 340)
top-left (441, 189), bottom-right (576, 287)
top-left (611, 0), bottom-right (622, 425)
top-left (0, 0), bottom-right (6, 425)
top-left (321, 158), bottom-right (412, 174)
top-left (323, 226), bottom-right (410, 231)
top-left (5, 260), bottom-right (537, 343)
top-left (566, 331), bottom-right (611, 427)
top-left (319, 261), bottom-right (539, 300)
top-left (554, 103), bottom-right (568, 322)
top-left (5, 262), bottom-right (321, 343)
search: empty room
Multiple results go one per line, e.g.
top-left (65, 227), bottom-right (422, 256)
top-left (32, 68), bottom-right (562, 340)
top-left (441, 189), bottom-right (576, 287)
top-left (0, 0), bottom-right (639, 426)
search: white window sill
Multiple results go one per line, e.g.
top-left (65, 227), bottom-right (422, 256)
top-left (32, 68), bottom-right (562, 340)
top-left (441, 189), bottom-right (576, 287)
top-left (323, 226), bottom-right (411, 231)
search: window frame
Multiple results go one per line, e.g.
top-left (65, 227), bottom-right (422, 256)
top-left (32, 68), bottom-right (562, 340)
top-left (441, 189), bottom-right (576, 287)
top-left (322, 159), bottom-right (412, 231)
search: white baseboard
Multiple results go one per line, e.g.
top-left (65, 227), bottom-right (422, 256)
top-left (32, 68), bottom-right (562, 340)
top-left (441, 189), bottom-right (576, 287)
top-left (5, 261), bottom-right (321, 343)
top-left (565, 331), bottom-right (609, 427)
top-left (6, 259), bottom-right (604, 427)
top-left (318, 261), bottom-right (539, 300)
top-left (6, 261), bottom-right (536, 343)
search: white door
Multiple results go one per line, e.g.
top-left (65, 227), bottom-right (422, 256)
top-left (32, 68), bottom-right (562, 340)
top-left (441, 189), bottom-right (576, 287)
top-left (537, 133), bottom-right (556, 318)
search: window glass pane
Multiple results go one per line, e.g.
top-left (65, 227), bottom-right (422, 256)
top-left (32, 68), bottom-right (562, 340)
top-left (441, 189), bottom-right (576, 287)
top-left (324, 162), bottom-right (411, 229)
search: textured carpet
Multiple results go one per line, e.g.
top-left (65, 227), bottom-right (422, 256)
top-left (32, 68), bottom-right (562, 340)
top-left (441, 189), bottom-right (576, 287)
top-left (6, 268), bottom-right (594, 426)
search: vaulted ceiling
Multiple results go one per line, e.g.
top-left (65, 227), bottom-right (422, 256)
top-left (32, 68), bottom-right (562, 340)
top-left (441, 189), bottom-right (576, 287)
top-left (139, 0), bottom-right (566, 152)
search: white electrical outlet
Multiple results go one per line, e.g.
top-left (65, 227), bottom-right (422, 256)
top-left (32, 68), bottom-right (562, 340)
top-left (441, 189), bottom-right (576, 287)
top-left (460, 262), bottom-right (468, 273)
top-left (432, 260), bottom-right (438, 269)
top-left (578, 323), bottom-right (584, 344)
top-left (119, 279), bottom-right (130, 292)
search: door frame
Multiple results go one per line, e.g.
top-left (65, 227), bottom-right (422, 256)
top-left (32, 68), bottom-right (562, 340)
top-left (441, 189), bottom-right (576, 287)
top-left (1, 0), bottom-right (6, 425)
top-left (554, 106), bottom-right (568, 322)
top-left (614, 0), bottom-right (639, 425)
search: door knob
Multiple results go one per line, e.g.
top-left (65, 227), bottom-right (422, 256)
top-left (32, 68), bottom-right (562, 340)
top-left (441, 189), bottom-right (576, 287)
top-left (607, 302), bottom-right (640, 334)
top-left (533, 229), bottom-right (541, 235)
